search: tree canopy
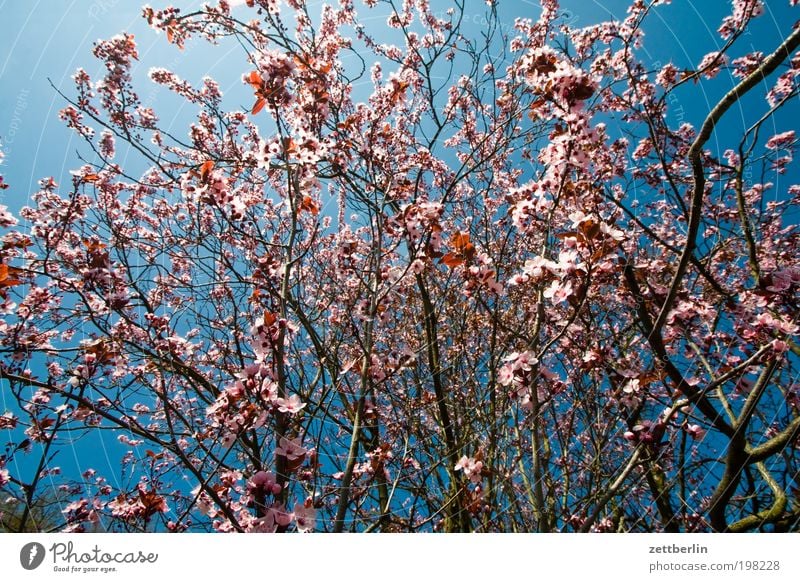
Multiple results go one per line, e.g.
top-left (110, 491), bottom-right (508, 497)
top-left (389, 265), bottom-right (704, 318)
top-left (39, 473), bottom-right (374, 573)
top-left (1, 0), bottom-right (799, 532)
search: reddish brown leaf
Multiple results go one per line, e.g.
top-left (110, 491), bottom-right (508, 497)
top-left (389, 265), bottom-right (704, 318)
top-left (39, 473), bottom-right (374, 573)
top-left (301, 195), bottom-right (319, 215)
top-left (199, 160), bottom-right (215, 182)
top-left (529, 53), bottom-right (558, 75)
top-left (84, 338), bottom-right (118, 365)
top-left (580, 220), bottom-right (601, 240)
top-left (440, 252), bottom-right (465, 268)
top-left (568, 80), bottom-right (595, 102)
top-left (590, 242), bottom-right (616, 262)
top-left (246, 70), bottom-right (262, 90)
top-left (83, 239), bottom-right (107, 252)
top-left (0, 264), bottom-right (23, 288)
top-left (452, 232), bottom-right (476, 259)
top-left (390, 78), bottom-right (410, 104)
top-left (138, 488), bottom-right (167, 516)
top-left (252, 98), bottom-right (266, 115)
top-left (37, 417), bottom-right (55, 430)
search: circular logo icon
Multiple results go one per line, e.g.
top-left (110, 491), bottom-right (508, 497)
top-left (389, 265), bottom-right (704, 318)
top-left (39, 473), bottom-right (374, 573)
top-left (20, 542), bottom-right (46, 570)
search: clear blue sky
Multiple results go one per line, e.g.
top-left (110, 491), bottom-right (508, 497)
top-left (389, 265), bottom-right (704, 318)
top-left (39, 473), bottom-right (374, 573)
top-left (0, 0), bottom-right (249, 213)
top-left (1, 1), bottom-right (797, 211)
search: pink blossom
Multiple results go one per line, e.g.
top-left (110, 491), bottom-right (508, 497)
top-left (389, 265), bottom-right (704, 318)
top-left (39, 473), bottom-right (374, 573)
top-left (755, 312), bottom-right (798, 334)
top-left (248, 470), bottom-right (282, 496)
top-left (497, 365), bottom-right (515, 387)
top-left (271, 503), bottom-right (293, 527)
top-left (0, 412), bottom-right (17, 429)
top-left (765, 130), bottom-right (795, 150)
top-left (719, 0), bottom-right (764, 39)
top-left (543, 279), bottom-right (574, 304)
top-left (620, 378), bottom-right (641, 408)
top-left (454, 455), bottom-right (484, 483)
top-left (655, 63), bottom-right (680, 87)
top-left (697, 51), bottom-right (729, 79)
top-left (767, 267), bottom-right (800, 293)
top-left (732, 51), bottom-right (764, 78)
top-left (276, 394), bottom-right (306, 414)
top-left (0, 205), bottom-right (17, 227)
top-left (685, 424), bottom-right (706, 440)
top-left (294, 502), bottom-right (317, 533)
top-left (521, 256), bottom-right (558, 280)
top-left (248, 512), bottom-right (278, 533)
top-left (275, 436), bottom-right (307, 462)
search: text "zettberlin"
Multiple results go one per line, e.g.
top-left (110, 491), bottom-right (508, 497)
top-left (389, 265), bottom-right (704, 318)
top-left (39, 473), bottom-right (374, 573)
top-left (649, 544), bottom-right (708, 554)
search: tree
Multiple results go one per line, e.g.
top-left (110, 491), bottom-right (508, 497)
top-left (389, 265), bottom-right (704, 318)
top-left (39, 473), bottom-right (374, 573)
top-left (0, 492), bottom-right (69, 533)
top-left (0, 0), bottom-right (798, 533)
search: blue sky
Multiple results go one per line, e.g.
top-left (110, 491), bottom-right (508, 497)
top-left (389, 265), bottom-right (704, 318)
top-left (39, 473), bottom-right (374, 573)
top-left (0, 0), bottom-right (255, 215)
top-left (0, 0), bottom-right (798, 529)
top-left (1, 1), bottom-right (798, 210)
top-left (1, 0), bottom-right (798, 213)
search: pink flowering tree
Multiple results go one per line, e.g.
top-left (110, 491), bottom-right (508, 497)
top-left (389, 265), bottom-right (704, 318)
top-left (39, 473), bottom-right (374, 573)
top-left (1, 0), bottom-right (799, 532)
